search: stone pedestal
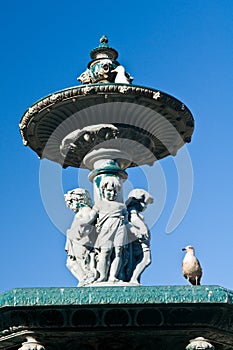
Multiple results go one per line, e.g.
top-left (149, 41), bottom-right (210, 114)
top-left (0, 286), bottom-right (232, 350)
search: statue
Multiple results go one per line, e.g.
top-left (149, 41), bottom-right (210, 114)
top-left (64, 188), bottom-right (98, 286)
top-left (93, 176), bottom-right (128, 282)
top-left (65, 184), bottom-right (153, 286)
top-left (126, 189), bottom-right (154, 284)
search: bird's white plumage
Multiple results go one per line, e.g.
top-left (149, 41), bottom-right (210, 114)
top-left (112, 65), bottom-right (130, 84)
top-left (182, 245), bottom-right (202, 285)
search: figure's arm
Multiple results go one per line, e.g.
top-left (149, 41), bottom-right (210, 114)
top-left (67, 215), bottom-right (80, 239)
top-left (67, 208), bottom-right (98, 240)
top-left (79, 210), bottom-right (97, 237)
top-left (79, 208), bottom-right (98, 226)
top-left (129, 211), bottom-right (149, 238)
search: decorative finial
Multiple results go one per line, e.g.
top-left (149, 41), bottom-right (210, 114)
top-left (100, 35), bottom-right (108, 44)
top-left (89, 35), bottom-right (118, 61)
top-left (77, 36), bottom-right (133, 85)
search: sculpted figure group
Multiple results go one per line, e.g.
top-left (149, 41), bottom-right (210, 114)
top-left (65, 177), bottom-right (153, 286)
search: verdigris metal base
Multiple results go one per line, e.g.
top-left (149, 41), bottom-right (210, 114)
top-left (0, 285), bottom-right (232, 350)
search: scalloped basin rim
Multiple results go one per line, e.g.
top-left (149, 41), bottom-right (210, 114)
top-left (21, 83), bottom-right (193, 117)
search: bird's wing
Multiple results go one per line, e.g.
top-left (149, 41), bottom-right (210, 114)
top-left (195, 258), bottom-right (202, 275)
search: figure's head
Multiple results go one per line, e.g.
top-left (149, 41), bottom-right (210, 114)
top-left (100, 176), bottom-right (121, 201)
top-left (64, 188), bottom-right (92, 212)
top-left (126, 189), bottom-right (154, 211)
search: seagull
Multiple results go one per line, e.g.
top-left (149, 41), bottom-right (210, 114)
top-left (111, 65), bottom-right (130, 84)
top-left (182, 245), bottom-right (202, 285)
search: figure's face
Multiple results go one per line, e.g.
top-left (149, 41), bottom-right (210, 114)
top-left (69, 194), bottom-right (87, 211)
top-left (69, 200), bottom-right (80, 212)
top-left (103, 186), bottom-right (117, 201)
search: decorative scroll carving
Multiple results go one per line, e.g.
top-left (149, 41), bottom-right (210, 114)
top-left (186, 337), bottom-right (215, 350)
top-left (60, 124), bottom-right (119, 162)
top-left (18, 337), bottom-right (45, 350)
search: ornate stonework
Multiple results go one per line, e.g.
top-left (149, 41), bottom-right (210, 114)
top-left (15, 33), bottom-right (233, 350)
top-left (64, 182), bottom-right (154, 286)
top-left (0, 286), bottom-right (232, 350)
top-left (18, 36), bottom-right (196, 289)
top-left (19, 83), bottom-right (194, 168)
top-left (77, 35), bottom-right (133, 85)
top-left (18, 336), bottom-right (45, 350)
top-left (186, 337), bottom-right (215, 350)
top-left (18, 35), bottom-right (196, 291)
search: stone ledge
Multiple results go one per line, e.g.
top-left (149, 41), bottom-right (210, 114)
top-left (0, 285), bottom-right (232, 307)
top-left (1, 286), bottom-right (233, 350)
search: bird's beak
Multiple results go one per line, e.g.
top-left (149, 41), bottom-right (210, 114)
top-left (182, 248), bottom-right (186, 251)
top-left (111, 69), bottom-right (116, 73)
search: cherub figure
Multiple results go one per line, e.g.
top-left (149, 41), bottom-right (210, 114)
top-left (93, 176), bottom-right (128, 282)
top-left (64, 188), bottom-right (98, 286)
top-left (126, 189), bottom-right (154, 284)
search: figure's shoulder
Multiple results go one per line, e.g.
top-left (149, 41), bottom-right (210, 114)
top-left (92, 204), bottom-right (99, 212)
top-left (111, 201), bottom-right (126, 210)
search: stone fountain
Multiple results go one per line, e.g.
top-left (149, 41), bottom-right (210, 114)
top-left (1, 36), bottom-right (229, 350)
top-left (19, 35), bottom-right (194, 287)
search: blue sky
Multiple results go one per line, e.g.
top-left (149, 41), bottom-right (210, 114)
top-left (1, 0), bottom-right (233, 291)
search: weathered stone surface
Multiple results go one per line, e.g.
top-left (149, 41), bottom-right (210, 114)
top-left (19, 83), bottom-right (194, 169)
top-left (0, 286), bottom-right (233, 349)
top-left (77, 35), bottom-right (133, 85)
top-left (64, 184), bottom-right (154, 286)
top-left (186, 337), bottom-right (215, 350)
top-left (18, 336), bottom-right (45, 350)
top-left (18, 36), bottom-right (195, 295)
top-left (1, 286), bottom-right (232, 307)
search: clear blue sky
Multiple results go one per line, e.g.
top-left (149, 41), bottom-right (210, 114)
top-left (1, 0), bottom-right (233, 292)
